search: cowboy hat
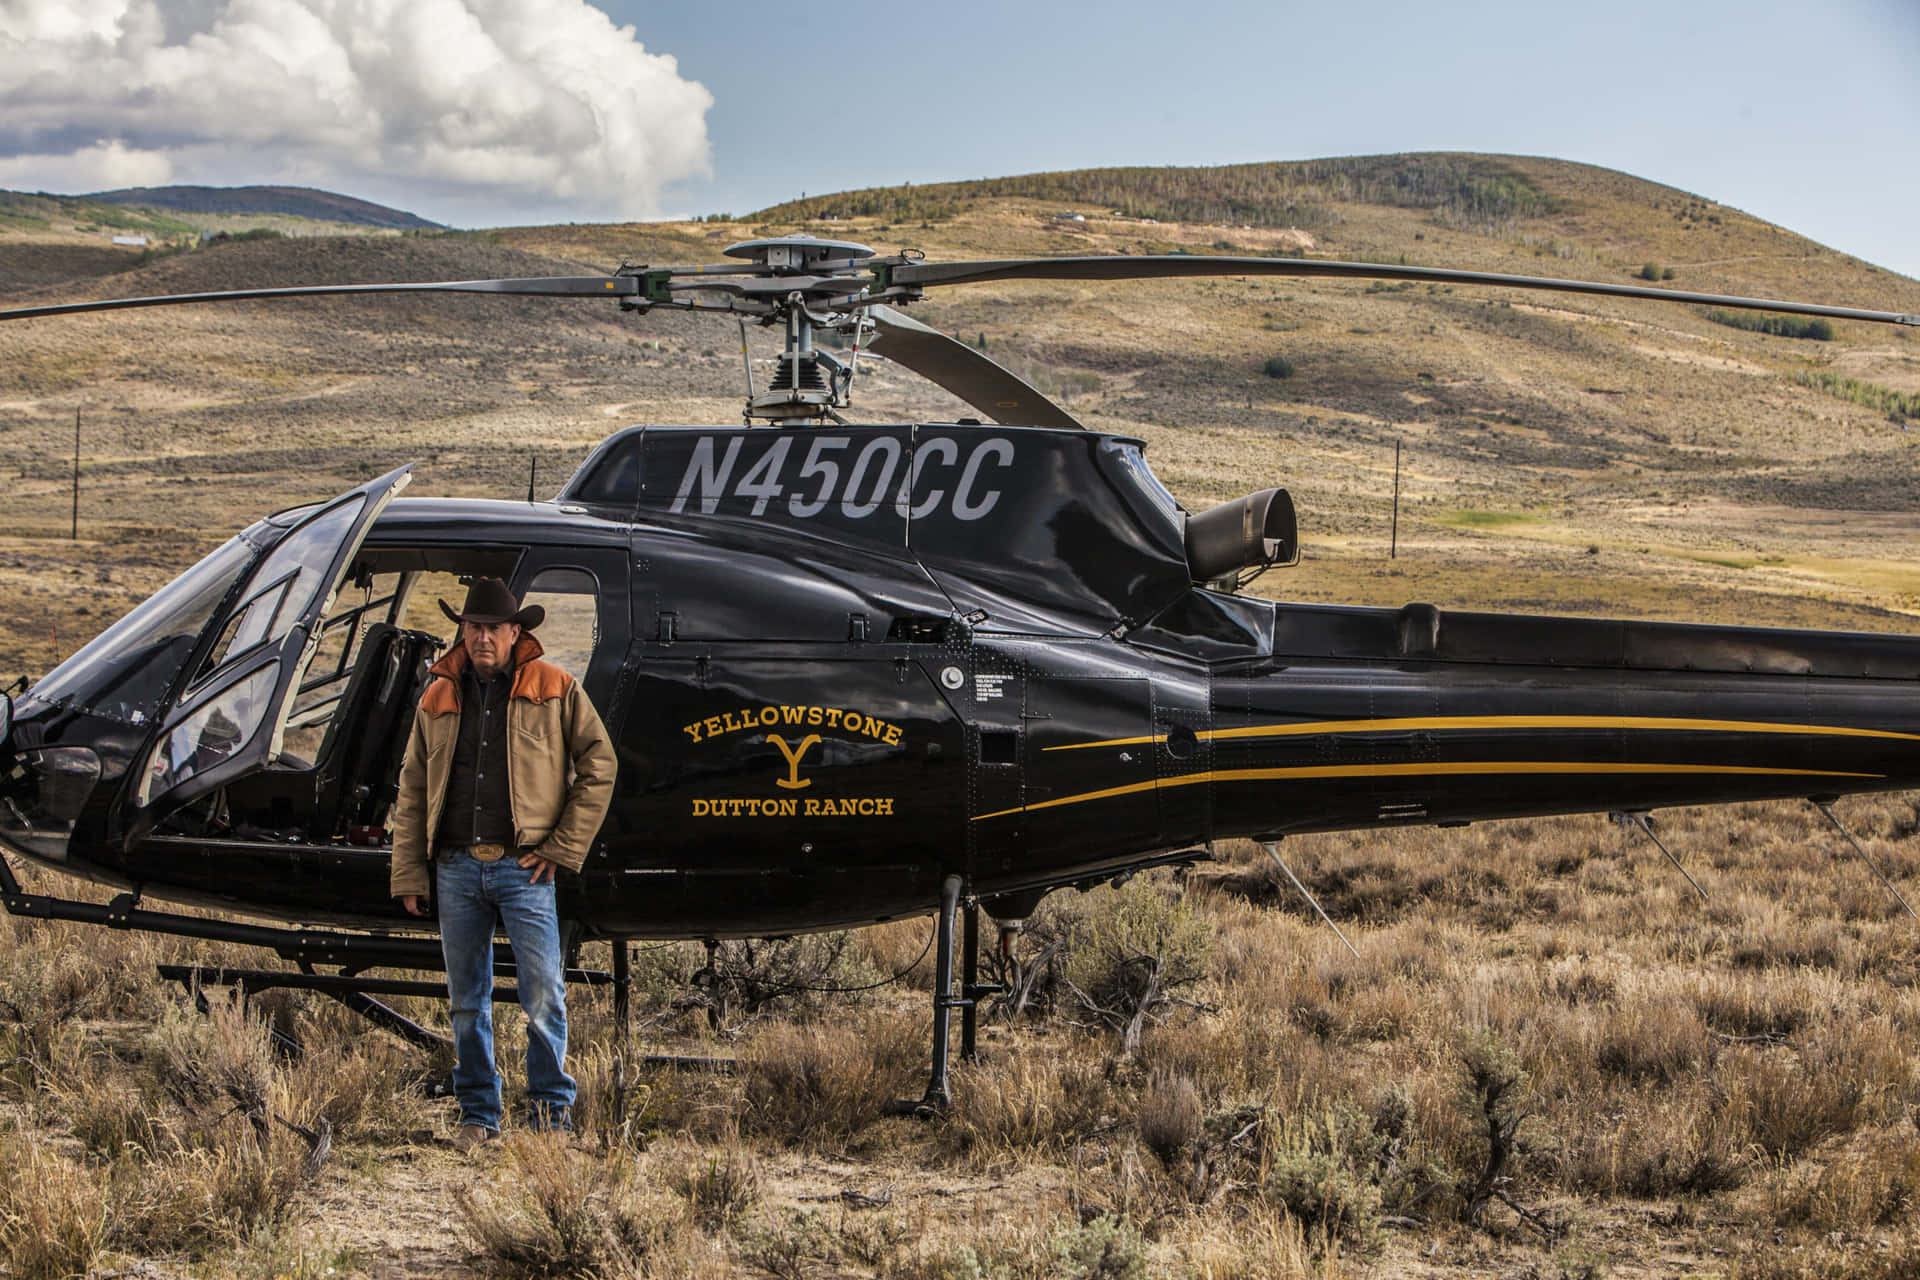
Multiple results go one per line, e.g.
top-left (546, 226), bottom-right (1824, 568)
top-left (438, 576), bottom-right (544, 630)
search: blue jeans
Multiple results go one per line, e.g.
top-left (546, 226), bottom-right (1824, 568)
top-left (435, 851), bottom-right (574, 1131)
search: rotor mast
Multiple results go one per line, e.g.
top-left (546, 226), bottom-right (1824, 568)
top-left (721, 237), bottom-right (885, 424)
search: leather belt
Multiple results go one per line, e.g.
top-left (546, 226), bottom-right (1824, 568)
top-left (442, 843), bottom-right (509, 863)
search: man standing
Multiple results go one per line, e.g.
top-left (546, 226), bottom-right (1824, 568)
top-left (389, 577), bottom-right (617, 1146)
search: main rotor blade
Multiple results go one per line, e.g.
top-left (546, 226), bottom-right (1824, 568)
top-left (865, 306), bottom-right (1087, 431)
top-left (0, 275), bottom-right (641, 321)
top-left (892, 256), bottom-right (1920, 328)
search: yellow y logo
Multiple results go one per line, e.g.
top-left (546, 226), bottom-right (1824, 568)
top-left (768, 734), bottom-right (821, 789)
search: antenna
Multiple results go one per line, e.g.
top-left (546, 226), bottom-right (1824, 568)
top-left (1614, 810), bottom-right (1708, 901)
top-left (1811, 799), bottom-right (1918, 919)
top-left (1262, 842), bottom-right (1359, 959)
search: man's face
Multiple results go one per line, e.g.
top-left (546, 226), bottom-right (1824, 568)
top-left (461, 620), bottom-right (522, 678)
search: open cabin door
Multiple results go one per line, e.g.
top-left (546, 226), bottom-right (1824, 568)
top-left (121, 466), bottom-right (413, 843)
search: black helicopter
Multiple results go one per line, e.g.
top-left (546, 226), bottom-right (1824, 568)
top-left (2, 234), bottom-right (1918, 1102)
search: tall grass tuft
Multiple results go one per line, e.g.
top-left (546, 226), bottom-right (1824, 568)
top-left (456, 1135), bottom-right (692, 1278)
top-left (150, 992), bottom-right (274, 1123)
top-left (1139, 1070), bottom-right (1204, 1165)
top-left (0, 1126), bottom-right (111, 1280)
top-left (114, 1137), bottom-right (309, 1256)
top-left (1767, 1129), bottom-right (1920, 1231)
top-left (667, 1144), bottom-right (761, 1232)
top-left (1732, 1044), bottom-right (1873, 1161)
top-left (740, 1009), bottom-right (923, 1146)
top-left (942, 1050), bottom-right (1117, 1161)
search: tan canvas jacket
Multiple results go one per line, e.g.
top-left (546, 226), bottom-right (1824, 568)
top-left (388, 632), bottom-right (617, 900)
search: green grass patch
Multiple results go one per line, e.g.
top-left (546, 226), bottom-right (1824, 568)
top-left (1437, 509), bottom-right (1538, 529)
top-left (1706, 309), bottom-right (1833, 341)
top-left (1688, 555), bottom-right (1759, 570)
top-left (1795, 370), bottom-right (1920, 419)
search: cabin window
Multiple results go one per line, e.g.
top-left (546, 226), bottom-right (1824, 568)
top-left (521, 568), bottom-right (600, 683)
top-left (271, 554), bottom-right (520, 768)
top-left (396, 571), bottom-right (470, 635)
top-left (276, 573), bottom-right (402, 766)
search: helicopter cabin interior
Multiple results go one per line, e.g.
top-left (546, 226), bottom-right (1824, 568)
top-left (162, 542), bottom-right (612, 848)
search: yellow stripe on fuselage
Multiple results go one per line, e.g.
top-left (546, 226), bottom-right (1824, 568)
top-left (1040, 715), bottom-right (1920, 752)
top-left (971, 760), bottom-right (1880, 822)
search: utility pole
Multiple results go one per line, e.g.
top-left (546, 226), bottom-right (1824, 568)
top-left (1390, 437), bottom-right (1401, 560)
top-left (71, 407), bottom-right (80, 540)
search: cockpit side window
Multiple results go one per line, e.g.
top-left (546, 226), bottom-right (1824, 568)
top-left (194, 499), bottom-right (366, 685)
top-left (135, 664), bottom-right (277, 806)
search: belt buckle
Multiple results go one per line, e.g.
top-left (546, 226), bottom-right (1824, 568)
top-left (469, 843), bottom-right (507, 863)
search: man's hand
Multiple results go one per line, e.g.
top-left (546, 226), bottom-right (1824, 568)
top-left (401, 894), bottom-right (429, 917)
top-left (518, 851), bottom-right (558, 885)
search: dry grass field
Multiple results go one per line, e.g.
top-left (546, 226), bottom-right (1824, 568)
top-left (2, 154), bottom-right (1920, 1277)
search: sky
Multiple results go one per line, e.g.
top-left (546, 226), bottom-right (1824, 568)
top-left (1, 0), bottom-right (1915, 278)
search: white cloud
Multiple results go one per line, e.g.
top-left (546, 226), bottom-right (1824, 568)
top-left (0, 139), bottom-right (176, 191)
top-left (0, 0), bottom-right (713, 223)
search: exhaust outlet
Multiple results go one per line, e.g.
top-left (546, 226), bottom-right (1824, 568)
top-left (1184, 487), bottom-right (1298, 582)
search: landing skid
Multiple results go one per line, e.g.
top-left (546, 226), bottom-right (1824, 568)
top-left (0, 856), bottom-right (648, 1049)
top-left (156, 960), bottom-right (623, 1054)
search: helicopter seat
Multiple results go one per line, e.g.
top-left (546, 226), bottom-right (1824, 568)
top-left (350, 625), bottom-right (442, 832)
top-left (312, 623), bottom-right (439, 837)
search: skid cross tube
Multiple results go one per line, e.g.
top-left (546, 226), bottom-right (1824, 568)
top-left (160, 963), bottom-right (455, 1053)
top-left (300, 960), bottom-right (451, 1053)
top-left (158, 959), bottom-right (620, 1053)
top-left (157, 964), bottom-right (617, 1000)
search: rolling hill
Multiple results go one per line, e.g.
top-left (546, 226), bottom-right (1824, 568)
top-left (0, 151), bottom-right (1916, 675)
top-left (83, 184), bottom-right (442, 230)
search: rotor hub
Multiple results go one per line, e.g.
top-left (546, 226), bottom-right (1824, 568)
top-left (723, 236), bottom-right (876, 275)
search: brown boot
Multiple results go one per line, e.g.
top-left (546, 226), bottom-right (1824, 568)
top-left (454, 1124), bottom-right (499, 1151)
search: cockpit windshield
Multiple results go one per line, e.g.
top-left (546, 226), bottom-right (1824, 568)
top-left (24, 536), bottom-right (257, 726)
